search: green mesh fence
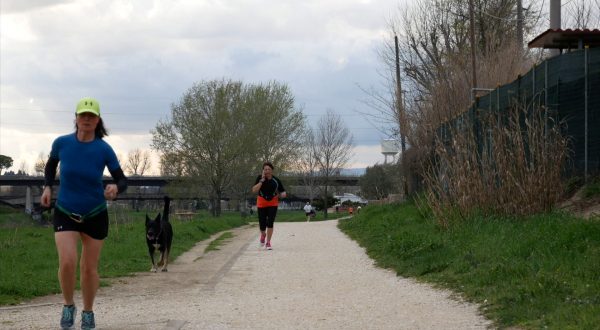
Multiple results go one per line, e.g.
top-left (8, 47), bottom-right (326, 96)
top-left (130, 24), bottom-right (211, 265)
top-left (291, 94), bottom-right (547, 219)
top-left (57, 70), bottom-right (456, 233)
top-left (440, 47), bottom-right (600, 177)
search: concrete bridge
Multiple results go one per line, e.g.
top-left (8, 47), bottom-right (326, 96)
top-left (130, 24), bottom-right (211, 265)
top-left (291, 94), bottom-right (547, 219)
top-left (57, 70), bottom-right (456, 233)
top-left (0, 175), bottom-right (360, 212)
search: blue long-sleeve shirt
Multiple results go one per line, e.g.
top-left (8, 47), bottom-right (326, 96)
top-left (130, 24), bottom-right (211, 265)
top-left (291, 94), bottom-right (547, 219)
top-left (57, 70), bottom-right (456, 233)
top-left (46, 133), bottom-right (125, 214)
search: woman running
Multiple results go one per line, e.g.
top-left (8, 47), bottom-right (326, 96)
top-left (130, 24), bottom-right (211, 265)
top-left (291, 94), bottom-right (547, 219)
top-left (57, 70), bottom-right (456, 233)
top-left (251, 161), bottom-right (286, 250)
top-left (41, 97), bottom-right (127, 329)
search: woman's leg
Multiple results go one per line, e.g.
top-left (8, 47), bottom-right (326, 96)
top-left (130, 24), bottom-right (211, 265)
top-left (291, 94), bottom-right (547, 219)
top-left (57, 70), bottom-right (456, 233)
top-left (266, 207), bottom-right (278, 242)
top-left (257, 207), bottom-right (267, 236)
top-left (80, 233), bottom-right (104, 311)
top-left (55, 231), bottom-right (80, 305)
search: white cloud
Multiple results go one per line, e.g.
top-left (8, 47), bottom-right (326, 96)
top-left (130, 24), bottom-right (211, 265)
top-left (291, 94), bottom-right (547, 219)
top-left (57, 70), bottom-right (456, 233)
top-left (1, 0), bottom-right (401, 172)
top-left (350, 144), bottom-right (388, 169)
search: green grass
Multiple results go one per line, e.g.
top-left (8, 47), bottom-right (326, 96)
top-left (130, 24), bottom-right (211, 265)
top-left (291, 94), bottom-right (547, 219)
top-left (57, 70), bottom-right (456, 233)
top-left (0, 205), bottom-right (38, 227)
top-left (0, 210), bottom-right (249, 305)
top-left (338, 203), bottom-right (600, 329)
top-left (205, 231), bottom-right (234, 252)
top-left (268, 209), bottom-right (348, 222)
top-left (0, 207), bottom-right (343, 306)
top-left (583, 178), bottom-right (600, 198)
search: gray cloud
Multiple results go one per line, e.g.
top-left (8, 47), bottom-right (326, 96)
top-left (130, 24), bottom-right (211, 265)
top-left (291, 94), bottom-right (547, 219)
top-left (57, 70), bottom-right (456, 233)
top-left (0, 0), bottom-right (73, 14)
top-left (1, 0), bottom-right (398, 169)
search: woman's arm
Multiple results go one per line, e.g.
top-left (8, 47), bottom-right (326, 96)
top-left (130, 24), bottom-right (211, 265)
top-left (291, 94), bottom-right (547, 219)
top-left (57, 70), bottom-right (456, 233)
top-left (41, 157), bottom-right (59, 207)
top-left (108, 167), bottom-right (128, 194)
top-left (251, 177), bottom-right (265, 194)
top-left (104, 167), bottom-right (127, 200)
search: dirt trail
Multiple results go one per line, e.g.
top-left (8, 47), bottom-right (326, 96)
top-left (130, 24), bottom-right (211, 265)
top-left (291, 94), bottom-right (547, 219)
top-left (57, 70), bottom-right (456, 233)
top-left (0, 220), bottom-right (492, 329)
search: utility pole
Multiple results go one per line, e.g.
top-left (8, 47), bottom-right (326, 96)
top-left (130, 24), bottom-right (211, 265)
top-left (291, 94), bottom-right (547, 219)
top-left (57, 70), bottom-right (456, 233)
top-left (394, 35), bottom-right (408, 198)
top-left (468, 0), bottom-right (477, 91)
top-left (550, 0), bottom-right (561, 57)
top-left (516, 0), bottom-right (523, 48)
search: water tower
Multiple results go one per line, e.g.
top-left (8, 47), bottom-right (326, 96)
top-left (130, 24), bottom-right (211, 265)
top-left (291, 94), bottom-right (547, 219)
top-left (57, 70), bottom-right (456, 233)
top-left (381, 139), bottom-right (399, 164)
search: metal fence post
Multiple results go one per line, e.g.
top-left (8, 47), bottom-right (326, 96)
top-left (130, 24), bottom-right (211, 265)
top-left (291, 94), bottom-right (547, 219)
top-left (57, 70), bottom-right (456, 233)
top-left (497, 88), bottom-right (500, 125)
top-left (585, 46), bottom-right (589, 182)
top-left (545, 60), bottom-right (549, 137)
top-left (532, 64), bottom-right (536, 99)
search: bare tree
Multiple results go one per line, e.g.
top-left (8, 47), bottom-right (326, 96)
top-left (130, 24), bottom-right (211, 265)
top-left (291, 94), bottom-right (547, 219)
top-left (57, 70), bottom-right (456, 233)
top-left (18, 161), bottom-right (29, 175)
top-left (126, 149), bottom-right (151, 176)
top-left (297, 128), bottom-right (320, 203)
top-left (563, 0), bottom-right (600, 28)
top-left (384, 0), bottom-right (540, 141)
top-left (312, 110), bottom-right (354, 218)
top-left (362, 0), bottom-right (542, 198)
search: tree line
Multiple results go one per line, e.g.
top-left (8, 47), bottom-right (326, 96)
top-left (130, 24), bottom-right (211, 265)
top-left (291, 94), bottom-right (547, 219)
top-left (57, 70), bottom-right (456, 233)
top-left (151, 79), bottom-right (353, 217)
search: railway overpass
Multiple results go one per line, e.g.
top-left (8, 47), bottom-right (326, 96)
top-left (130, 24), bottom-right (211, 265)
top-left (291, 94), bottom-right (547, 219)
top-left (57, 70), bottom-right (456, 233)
top-left (0, 175), bottom-right (360, 212)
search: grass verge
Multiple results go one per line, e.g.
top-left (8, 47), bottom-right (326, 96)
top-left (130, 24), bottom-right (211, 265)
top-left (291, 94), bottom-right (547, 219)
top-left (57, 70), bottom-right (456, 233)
top-left (0, 207), bottom-right (348, 306)
top-left (338, 202), bottom-right (600, 329)
top-left (0, 210), bottom-right (249, 305)
top-left (583, 177), bottom-right (600, 198)
top-left (262, 209), bottom-right (349, 222)
top-left (205, 231), bottom-right (234, 253)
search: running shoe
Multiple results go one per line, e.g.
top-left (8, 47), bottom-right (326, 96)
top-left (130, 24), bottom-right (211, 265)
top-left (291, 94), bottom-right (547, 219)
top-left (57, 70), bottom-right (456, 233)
top-left (259, 233), bottom-right (266, 247)
top-left (60, 304), bottom-right (76, 329)
top-left (81, 311), bottom-right (95, 329)
top-left (266, 242), bottom-right (272, 250)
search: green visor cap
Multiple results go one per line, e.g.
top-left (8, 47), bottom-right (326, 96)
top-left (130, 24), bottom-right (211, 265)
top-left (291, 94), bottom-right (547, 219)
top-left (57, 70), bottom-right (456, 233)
top-left (76, 97), bottom-right (100, 116)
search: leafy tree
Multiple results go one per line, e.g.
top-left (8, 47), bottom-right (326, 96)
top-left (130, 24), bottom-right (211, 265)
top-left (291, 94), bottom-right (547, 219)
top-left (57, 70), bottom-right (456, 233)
top-left (295, 128), bottom-right (320, 203)
top-left (152, 79), bottom-right (305, 216)
top-left (245, 81), bottom-right (306, 172)
top-left (0, 155), bottom-right (13, 175)
top-left (312, 194), bottom-right (338, 211)
top-left (359, 163), bottom-right (398, 200)
top-left (311, 110), bottom-right (354, 218)
top-left (228, 81), bottom-right (306, 213)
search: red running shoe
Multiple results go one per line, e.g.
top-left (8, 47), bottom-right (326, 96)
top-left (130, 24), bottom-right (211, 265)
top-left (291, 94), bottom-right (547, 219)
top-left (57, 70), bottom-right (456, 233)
top-left (260, 233), bottom-right (266, 247)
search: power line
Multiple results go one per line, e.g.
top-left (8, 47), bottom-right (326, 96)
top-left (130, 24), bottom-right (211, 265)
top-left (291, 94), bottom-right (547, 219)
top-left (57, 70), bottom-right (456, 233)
top-left (469, 0), bottom-right (547, 23)
top-left (0, 107), bottom-right (371, 117)
top-left (0, 106), bottom-right (166, 116)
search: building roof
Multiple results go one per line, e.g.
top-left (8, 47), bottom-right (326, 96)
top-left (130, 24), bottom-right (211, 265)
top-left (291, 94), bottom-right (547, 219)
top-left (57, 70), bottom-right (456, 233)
top-left (528, 29), bottom-right (600, 49)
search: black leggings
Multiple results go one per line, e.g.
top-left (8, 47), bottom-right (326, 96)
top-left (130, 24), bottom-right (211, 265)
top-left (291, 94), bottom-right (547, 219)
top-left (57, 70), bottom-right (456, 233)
top-left (257, 206), bottom-right (278, 231)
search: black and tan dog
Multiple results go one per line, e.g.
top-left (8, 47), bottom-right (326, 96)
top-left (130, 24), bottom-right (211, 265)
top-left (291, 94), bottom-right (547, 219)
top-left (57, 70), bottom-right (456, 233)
top-left (145, 196), bottom-right (173, 272)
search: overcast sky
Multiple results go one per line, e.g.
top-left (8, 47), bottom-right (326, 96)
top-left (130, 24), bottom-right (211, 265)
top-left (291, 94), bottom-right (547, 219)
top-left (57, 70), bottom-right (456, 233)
top-left (0, 0), bottom-right (402, 174)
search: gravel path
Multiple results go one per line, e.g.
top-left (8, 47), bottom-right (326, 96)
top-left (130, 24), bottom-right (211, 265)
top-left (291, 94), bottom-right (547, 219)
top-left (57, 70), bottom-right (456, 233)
top-left (0, 220), bottom-right (492, 329)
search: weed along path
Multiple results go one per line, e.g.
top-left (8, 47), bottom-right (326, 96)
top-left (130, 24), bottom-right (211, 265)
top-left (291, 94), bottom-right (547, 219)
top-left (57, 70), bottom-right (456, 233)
top-left (0, 220), bottom-right (491, 329)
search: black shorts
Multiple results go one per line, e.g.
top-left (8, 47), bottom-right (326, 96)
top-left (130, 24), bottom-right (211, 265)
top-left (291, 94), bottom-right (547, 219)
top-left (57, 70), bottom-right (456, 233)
top-left (53, 207), bottom-right (109, 240)
top-left (257, 206), bottom-right (278, 231)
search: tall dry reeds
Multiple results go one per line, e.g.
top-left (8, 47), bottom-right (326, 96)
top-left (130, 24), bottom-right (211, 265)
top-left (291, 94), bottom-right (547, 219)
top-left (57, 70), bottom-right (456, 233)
top-left (422, 102), bottom-right (569, 227)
